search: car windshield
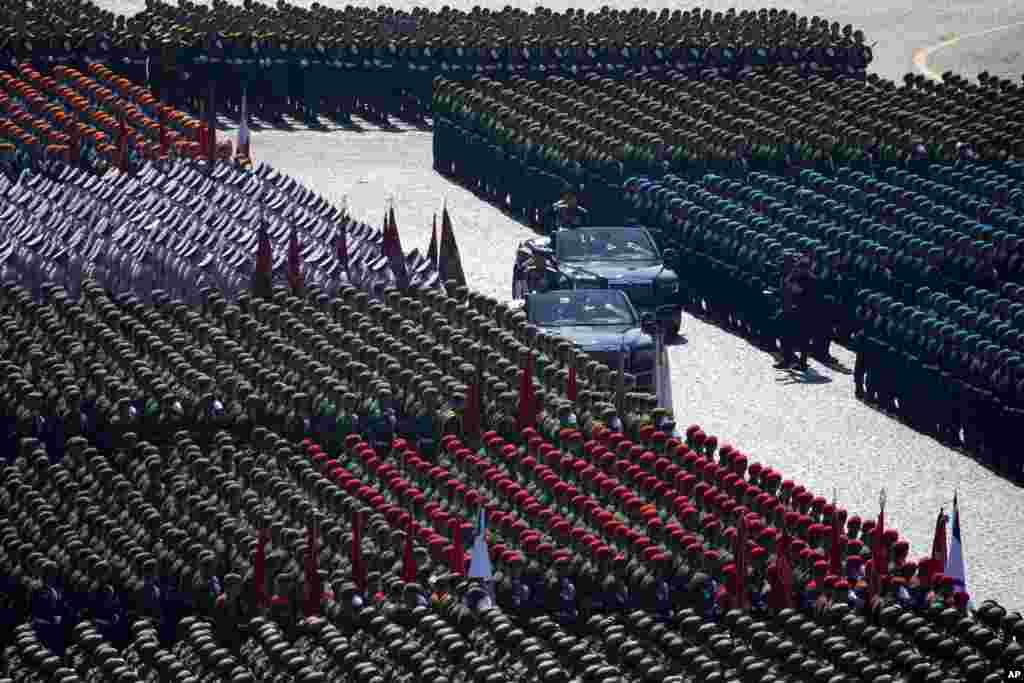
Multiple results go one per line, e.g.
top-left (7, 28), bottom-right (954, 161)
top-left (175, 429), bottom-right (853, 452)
top-left (556, 228), bottom-right (659, 262)
top-left (528, 290), bottom-right (637, 326)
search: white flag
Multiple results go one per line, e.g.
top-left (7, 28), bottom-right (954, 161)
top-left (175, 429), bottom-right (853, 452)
top-left (944, 492), bottom-right (972, 609)
top-left (468, 508), bottom-right (493, 584)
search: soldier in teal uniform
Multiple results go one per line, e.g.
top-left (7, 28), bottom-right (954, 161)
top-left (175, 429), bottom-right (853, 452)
top-left (268, 36), bottom-right (291, 122)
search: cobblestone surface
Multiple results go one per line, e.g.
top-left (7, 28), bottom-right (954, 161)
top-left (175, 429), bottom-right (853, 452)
top-left (93, 0), bottom-right (1024, 609)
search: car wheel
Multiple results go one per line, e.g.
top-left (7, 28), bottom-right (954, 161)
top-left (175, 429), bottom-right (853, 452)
top-left (666, 315), bottom-right (683, 341)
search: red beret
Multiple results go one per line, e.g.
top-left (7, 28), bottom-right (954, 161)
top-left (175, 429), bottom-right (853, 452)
top-left (847, 515), bottom-right (862, 526)
top-left (748, 462), bottom-right (763, 475)
top-left (781, 479), bottom-right (795, 490)
top-left (502, 444), bottom-right (517, 457)
top-left (894, 540), bottom-right (910, 553)
top-left (883, 529), bottom-right (900, 543)
top-left (764, 470), bottom-right (781, 482)
top-left (652, 430), bottom-right (668, 442)
top-left (705, 435), bottom-right (718, 448)
top-left (814, 560), bottom-right (829, 572)
top-left (686, 425), bottom-right (701, 437)
top-left (811, 496), bottom-right (827, 509)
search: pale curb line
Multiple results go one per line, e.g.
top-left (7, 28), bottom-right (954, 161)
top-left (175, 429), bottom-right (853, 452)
top-left (913, 20), bottom-right (1024, 80)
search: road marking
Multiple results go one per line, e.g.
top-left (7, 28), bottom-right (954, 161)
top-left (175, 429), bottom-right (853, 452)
top-left (913, 20), bottom-right (1024, 80)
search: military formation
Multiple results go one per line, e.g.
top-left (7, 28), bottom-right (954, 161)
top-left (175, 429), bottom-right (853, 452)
top-left (0, 0), bottom-right (1023, 679)
top-left (0, 158), bottom-right (441, 307)
top-left (433, 70), bottom-right (1024, 231)
top-left (1, 138), bottom-right (1023, 683)
top-left (2, 0), bottom-right (876, 124)
top-left (616, 168), bottom-right (1024, 478)
top-left (433, 69), bottom-right (1024, 477)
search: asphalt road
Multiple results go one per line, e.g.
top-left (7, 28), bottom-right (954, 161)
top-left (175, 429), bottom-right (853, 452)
top-left (91, 0), bottom-right (1024, 608)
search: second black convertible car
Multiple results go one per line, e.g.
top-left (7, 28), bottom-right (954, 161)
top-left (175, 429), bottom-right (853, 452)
top-left (512, 226), bottom-right (682, 338)
top-left (524, 289), bottom-right (657, 389)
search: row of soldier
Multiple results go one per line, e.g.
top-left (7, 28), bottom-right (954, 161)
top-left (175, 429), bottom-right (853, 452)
top-left (1, 264), bottom-right (1022, 682)
top-left (4, 0), bottom-right (879, 126)
top-left (0, 270), bottom-right (987, 618)
top-left (0, 167), bottom-right (1021, 677)
top-left (0, 159), bottom-right (440, 307)
top-left (617, 170), bottom-right (1024, 471)
top-left (432, 71), bottom-right (1022, 228)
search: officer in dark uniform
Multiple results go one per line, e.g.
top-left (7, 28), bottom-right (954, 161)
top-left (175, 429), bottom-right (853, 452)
top-left (544, 185), bottom-right (589, 235)
top-left (774, 254), bottom-right (816, 369)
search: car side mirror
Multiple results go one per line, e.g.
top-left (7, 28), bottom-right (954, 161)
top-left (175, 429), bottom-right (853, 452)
top-left (663, 248), bottom-right (677, 262)
top-left (640, 313), bottom-right (658, 335)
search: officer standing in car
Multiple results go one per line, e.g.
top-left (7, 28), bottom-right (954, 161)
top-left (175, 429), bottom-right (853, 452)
top-left (544, 184), bottom-right (589, 234)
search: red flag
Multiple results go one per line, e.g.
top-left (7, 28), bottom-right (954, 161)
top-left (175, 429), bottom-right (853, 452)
top-left (867, 492), bottom-right (886, 602)
top-left (288, 226), bottom-right (304, 295)
top-left (199, 124), bottom-right (208, 159)
top-left (451, 519), bottom-right (465, 575)
top-left (383, 206), bottom-right (409, 288)
top-left (351, 508), bottom-right (366, 592)
top-left (567, 365), bottom-right (578, 402)
top-left (158, 107), bottom-right (169, 157)
top-left (304, 521), bottom-right (321, 617)
top-left (438, 205), bottom-right (466, 287)
top-left (254, 527), bottom-right (269, 608)
top-left (427, 213), bottom-right (439, 268)
top-left (336, 221), bottom-right (349, 280)
top-left (930, 508), bottom-right (948, 578)
top-left (733, 516), bottom-right (749, 610)
top-left (402, 517), bottom-right (417, 583)
top-left (829, 515), bottom-right (842, 577)
top-left (206, 80), bottom-right (217, 163)
top-left (769, 533), bottom-right (796, 610)
top-left (462, 374), bottom-right (481, 443)
top-left (516, 353), bottom-right (537, 432)
top-left (118, 115), bottom-right (129, 172)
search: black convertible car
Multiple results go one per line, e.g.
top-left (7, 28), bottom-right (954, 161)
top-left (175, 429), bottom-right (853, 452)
top-left (523, 289), bottom-right (657, 389)
top-left (512, 226), bottom-right (682, 338)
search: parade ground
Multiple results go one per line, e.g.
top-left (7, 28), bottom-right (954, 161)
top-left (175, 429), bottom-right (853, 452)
top-left (96, 0), bottom-right (1024, 608)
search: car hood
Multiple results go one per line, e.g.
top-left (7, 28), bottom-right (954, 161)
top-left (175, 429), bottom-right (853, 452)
top-left (544, 324), bottom-right (654, 352)
top-left (563, 261), bottom-right (664, 284)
